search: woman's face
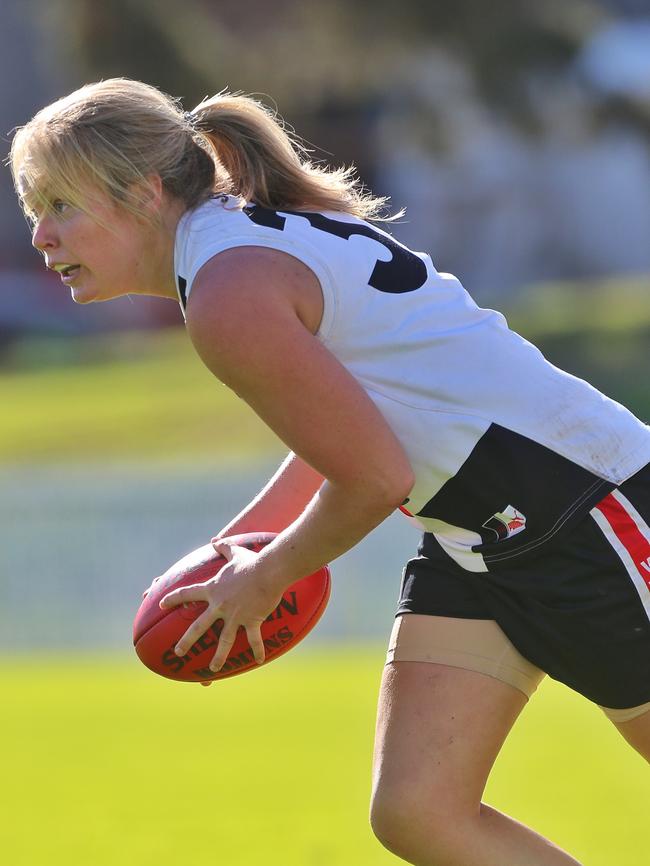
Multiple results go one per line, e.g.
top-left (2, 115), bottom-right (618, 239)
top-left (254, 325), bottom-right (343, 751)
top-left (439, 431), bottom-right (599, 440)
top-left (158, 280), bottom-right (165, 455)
top-left (31, 188), bottom-right (162, 304)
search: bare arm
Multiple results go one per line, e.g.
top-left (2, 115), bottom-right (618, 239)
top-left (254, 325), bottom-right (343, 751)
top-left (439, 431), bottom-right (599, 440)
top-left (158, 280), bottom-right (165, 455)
top-left (214, 451), bottom-right (324, 538)
top-left (162, 246), bottom-right (414, 670)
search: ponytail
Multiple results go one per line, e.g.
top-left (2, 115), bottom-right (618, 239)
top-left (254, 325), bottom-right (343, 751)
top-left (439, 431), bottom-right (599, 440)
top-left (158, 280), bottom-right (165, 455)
top-left (191, 91), bottom-right (396, 221)
top-left (11, 79), bottom-right (397, 228)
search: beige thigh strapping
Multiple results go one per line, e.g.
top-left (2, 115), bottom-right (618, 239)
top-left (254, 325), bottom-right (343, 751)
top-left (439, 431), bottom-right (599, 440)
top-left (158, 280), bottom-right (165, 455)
top-left (386, 614), bottom-right (545, 699)
top-left (387, 614), bottom-right (650, 720)
top-left (598, 701), bottom-right (650, 723)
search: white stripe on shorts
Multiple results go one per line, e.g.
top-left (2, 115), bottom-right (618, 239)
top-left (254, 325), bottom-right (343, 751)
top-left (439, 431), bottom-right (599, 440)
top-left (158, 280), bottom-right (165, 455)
top-left (590, 489), bottom-right (650, 622)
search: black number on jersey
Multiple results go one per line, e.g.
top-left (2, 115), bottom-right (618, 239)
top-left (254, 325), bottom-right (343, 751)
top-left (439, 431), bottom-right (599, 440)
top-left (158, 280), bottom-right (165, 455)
top-left (243, 205), bottom-right (427, 294)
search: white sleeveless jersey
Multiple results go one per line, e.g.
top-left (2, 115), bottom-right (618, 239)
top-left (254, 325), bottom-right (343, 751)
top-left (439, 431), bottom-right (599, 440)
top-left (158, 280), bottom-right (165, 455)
top-left (174, 196), bottom-right (650, 572)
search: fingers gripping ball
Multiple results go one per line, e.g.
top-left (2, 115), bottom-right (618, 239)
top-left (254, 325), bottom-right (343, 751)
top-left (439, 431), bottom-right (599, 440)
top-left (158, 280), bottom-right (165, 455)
top-left (133, 532), bottom-right (331, 683)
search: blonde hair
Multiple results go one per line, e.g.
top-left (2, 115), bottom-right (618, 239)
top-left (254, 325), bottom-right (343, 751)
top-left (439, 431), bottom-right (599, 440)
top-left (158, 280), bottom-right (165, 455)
top-left (9, 77), bottom-right (395, 226)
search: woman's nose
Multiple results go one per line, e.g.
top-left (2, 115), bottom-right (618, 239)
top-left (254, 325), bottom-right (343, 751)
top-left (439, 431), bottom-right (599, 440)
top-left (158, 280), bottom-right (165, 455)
top-left (32, 217), bottom-right (57, 251)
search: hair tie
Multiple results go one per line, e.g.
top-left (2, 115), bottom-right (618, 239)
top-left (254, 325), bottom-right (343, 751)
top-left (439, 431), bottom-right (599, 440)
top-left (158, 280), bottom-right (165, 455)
top-left (183, 110), bottom-right (199, 130)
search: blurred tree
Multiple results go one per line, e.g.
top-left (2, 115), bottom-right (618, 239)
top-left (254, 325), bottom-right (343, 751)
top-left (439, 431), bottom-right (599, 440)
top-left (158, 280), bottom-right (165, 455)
top-left (70, 0), bottom-right (227, 104)
top-left (345, 0), bottom-right (604, 130)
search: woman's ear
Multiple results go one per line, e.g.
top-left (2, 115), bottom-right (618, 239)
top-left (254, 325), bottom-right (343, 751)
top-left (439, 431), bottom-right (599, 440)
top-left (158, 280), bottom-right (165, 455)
top-left (131, 174), bottom-right (164, 217)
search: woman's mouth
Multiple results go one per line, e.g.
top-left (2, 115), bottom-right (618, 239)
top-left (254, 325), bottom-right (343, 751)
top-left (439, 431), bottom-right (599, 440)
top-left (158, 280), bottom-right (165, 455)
top-left (52, 263), bottom-right (81, 283)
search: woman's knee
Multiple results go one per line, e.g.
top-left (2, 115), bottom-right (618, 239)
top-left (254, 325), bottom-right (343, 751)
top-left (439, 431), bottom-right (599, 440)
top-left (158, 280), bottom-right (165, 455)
top-left (369, 786), bottom-right (418, 859)
top-left (369, 781), bottom-right (464, 860)
top-left (369, 784), bottom-right (407, 852)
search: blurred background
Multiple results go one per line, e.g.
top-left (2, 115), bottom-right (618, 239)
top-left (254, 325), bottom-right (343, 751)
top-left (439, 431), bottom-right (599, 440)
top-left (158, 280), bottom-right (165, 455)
top-left (2, 3), bottom-right (650, 865)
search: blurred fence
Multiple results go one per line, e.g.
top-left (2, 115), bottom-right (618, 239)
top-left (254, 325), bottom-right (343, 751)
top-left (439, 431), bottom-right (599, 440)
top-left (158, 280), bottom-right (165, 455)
top-left (0, 461), bottom-right (416, 650)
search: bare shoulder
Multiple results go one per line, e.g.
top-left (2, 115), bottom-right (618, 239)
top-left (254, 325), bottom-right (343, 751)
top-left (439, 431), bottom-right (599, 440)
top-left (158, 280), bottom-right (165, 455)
top-left (183, 243), bottom-right (412, 494)
top-left (186, 245), bottom-right (323, 337)
top-left (183, 243), bottom-right (327, 404)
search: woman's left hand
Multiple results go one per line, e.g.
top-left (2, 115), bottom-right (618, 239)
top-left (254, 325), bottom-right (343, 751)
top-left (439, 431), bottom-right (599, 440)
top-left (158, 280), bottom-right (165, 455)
top-left (159, 539), bottom-right (286, 673)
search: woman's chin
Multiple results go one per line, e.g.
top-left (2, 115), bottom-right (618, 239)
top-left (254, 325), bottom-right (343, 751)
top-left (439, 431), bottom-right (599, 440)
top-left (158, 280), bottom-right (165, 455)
top-left (69, 278), bottom-right (142, 304)
top-left (70, 283), bottom-right (115, 304)
top-left (70, 286), bottom-right (94, 304)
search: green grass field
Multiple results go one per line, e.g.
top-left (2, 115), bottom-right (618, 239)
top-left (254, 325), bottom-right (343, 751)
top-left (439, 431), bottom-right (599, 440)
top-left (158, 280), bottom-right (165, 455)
top-left (1, 648), bottom-right (648, 866)
top-left (0, 329), bottom-right (283, 464)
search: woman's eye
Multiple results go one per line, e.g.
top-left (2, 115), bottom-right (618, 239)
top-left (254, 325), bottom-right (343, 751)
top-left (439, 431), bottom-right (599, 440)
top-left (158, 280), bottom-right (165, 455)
top-left (52, 200), bottom-right (69, 214)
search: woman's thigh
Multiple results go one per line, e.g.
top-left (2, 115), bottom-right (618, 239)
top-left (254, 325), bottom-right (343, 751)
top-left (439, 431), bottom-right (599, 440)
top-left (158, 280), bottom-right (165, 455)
top-left (371, 657), bottom-right (530, 818)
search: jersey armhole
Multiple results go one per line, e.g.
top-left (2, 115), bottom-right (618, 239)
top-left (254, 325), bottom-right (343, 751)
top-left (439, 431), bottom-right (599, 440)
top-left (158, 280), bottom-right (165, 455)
top-left (182, 236), bottom-right (338, 342)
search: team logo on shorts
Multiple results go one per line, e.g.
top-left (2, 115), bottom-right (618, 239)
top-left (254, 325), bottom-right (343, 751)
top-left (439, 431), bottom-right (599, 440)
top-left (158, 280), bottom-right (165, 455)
top-left (482, 505), bottom-right (527, 542)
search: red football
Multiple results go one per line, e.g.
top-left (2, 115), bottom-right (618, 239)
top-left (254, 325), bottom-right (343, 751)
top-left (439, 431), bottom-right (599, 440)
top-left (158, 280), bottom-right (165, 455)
top-left (133, 532), bottom-right (331, 683)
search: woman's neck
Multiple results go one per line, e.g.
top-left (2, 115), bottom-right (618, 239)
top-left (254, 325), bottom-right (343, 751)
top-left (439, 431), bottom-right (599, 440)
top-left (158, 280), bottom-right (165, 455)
top-left (133, 198), bottom-right (187, 301)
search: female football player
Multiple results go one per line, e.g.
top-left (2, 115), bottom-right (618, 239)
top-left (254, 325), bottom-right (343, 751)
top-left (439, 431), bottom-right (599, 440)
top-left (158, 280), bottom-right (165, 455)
top-left (10, 78), bottom-right (650, 866)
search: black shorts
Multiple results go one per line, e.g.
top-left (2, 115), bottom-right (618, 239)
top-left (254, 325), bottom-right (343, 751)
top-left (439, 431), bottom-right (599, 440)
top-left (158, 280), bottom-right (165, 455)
top-left (397, 464), bottom-right (650, 709)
